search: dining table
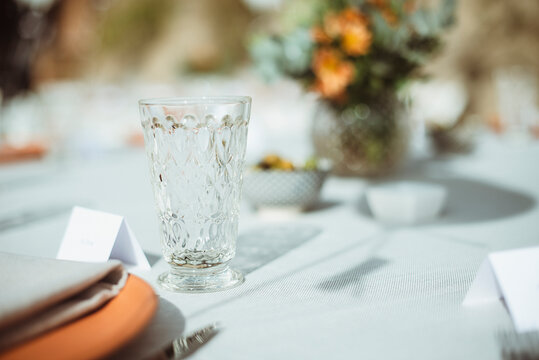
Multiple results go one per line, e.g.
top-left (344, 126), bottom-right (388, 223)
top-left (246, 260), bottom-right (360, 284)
top-left (1, 133), bottom-right (538, 359)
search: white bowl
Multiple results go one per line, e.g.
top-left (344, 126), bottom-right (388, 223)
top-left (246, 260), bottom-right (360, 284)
top-left (366, 181), bottom-right (447, 224)
top-left (242, 169), bottom-right (328, 209)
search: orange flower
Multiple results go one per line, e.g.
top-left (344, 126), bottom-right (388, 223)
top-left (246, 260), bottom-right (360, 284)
top-left (340, 7), bottom-right (369, 25)
top-left (312, 48), bottom-right (355, 100)
top-left (311, 7), bottom-right (372, 56)
top-left (323, 12), bottom-right (343, 38)
top-left (322, 7), bottom-right (372, 56)
top-left (341, 20), bottom-right (372, 56)
top-left (367, 0), bottom-right (399, 25)
top-left (311, 26), bottom-right (332, 44)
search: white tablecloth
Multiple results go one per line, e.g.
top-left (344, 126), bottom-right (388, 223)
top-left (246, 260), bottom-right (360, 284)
top-left (1, 134), bottom-right (538, 359)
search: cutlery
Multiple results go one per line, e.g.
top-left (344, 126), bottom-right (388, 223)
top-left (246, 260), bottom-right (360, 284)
top-left (147, 323), bottom-right (220, 360)
top-left (497, 330), bottom-right (539, 360)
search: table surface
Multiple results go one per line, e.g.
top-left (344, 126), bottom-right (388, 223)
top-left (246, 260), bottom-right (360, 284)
top-left (1, 135), bottom-right (538, 359)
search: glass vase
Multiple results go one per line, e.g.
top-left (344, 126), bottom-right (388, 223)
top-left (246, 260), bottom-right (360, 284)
top-left (312, 94), bottom-right (409, 177)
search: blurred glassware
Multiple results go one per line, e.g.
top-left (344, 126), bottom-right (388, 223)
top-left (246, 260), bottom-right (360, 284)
top-left (37, 81), bottom-right (142, 159)
top-left (0, 92), bottom-right (49, 163)
top-left (494, 66), bottom-right (539, 142)
top-left (408, 79), bottom-right (476, 153)
top-left (312, 93), bottom-right (409, 176)
top-left (1, 93), bottom-right (44, 145)
top-left (37, 82), bottom-right (86, 159)
top-left (409, 79), bottom-right (468, 131)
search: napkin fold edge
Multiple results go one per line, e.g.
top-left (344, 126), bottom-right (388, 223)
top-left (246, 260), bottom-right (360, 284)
top-left (0, 256), bottom-right (128, 351)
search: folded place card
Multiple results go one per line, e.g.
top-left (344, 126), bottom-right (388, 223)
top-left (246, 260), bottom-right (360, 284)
top-left (463, 246), bottom-right (539, 333)
top-left (57, 207), bottom-right (151, 270)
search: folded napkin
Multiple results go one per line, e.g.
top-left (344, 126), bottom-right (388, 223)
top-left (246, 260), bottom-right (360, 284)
top-left (0, 252), bottom-right (127, 351)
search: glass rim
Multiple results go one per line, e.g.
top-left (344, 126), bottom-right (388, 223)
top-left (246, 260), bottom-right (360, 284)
top-left (139, 96), bottom-right (251, 106)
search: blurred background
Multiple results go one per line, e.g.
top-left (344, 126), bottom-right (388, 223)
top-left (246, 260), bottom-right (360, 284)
top-left (0, 0), bottom-right (538, 167)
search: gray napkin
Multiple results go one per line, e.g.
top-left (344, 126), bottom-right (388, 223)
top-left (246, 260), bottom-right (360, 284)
top-left (0, 252), bottom-right (128, 351)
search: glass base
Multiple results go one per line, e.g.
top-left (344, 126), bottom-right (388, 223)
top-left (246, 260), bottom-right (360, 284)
top-left (157, 263), bottom-right (244, 293)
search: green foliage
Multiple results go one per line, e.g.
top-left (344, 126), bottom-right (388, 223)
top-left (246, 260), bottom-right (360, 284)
top-left (249, 0), bottom-right (456, 107)
top-left (249, 28), bottom-right (313, 81)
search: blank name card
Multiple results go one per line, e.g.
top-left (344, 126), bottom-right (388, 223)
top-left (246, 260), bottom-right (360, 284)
top-left (57, 207), bottom-right (150, 270)
top-left (463, 246), bottom-right (539, 333)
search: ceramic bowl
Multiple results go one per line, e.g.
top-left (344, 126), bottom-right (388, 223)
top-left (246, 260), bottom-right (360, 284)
top-left (366, 181), bottom-right (447, 224)
top-left (242, 169), bottom-right (328, 209)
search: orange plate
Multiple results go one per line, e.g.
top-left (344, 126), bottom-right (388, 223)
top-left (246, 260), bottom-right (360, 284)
top-left (0, 143), bottom-right (48, 164)
top-left (0, 275), bottom-right (158, 360)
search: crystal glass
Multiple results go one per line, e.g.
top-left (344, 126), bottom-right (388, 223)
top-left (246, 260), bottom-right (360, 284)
top-left (139, 96), bottom-right (251, 292)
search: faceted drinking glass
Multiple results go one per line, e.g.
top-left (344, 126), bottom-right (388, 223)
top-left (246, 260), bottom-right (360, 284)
top-left (139, 97), bottom-right (251, 292)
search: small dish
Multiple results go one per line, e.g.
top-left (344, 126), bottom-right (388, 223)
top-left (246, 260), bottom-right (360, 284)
top-left (242, 169), bottom-right (328, 209)
top-left (366, 181), bottom-right (447, 224)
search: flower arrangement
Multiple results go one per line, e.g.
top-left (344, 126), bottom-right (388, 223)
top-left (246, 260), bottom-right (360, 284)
top-left (250, 0), bottom-right (456, 109)
top-left (249, 0), bottom-right (456, 176)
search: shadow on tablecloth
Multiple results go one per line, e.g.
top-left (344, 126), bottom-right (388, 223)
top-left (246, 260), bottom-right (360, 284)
top-left (231, 224), bottom-right (323, 275)
top-left (317, 257), bottom-right (390, 295)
